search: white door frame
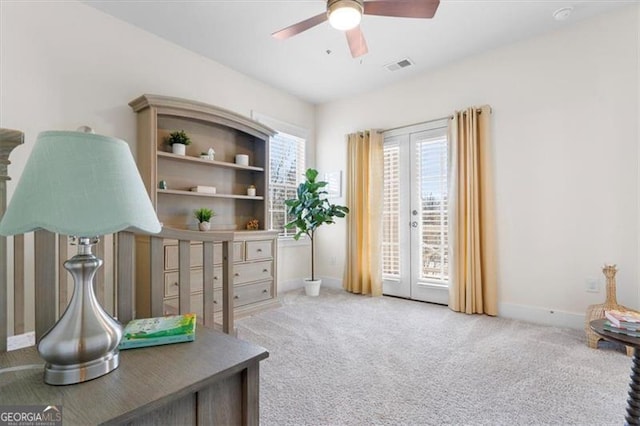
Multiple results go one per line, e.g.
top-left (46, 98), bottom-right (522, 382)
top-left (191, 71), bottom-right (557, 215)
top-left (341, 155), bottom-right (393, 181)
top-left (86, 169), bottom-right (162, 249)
top-left (382, 119), bottom-right (449, 304)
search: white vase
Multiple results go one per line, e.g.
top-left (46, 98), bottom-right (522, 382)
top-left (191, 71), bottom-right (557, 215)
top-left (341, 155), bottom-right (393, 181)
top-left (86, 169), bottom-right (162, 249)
top-left (304, 279), bottom-right (322, 297)
top-left (198, 221), bottom-right (211, 231)
top-left (172, 143), bottom-right (186, 155)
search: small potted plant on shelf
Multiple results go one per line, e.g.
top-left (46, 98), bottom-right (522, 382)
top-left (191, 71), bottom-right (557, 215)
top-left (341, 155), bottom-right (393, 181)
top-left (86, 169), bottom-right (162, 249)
top-left (166, 130), bottom-right (191, 156)
top-left (285, 168), bottom-right (349, 296)
top-left (194, 207), bottom-right (215, 231)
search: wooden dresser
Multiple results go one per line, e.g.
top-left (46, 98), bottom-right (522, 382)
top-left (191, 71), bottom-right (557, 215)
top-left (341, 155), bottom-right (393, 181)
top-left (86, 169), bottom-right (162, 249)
top-left (161, 231), bottom-right (278, 323)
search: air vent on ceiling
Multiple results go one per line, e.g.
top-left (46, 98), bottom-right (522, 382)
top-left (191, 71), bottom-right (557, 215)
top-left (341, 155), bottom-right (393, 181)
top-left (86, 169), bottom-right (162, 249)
top-left (385, 58), bottom-right (414, 72)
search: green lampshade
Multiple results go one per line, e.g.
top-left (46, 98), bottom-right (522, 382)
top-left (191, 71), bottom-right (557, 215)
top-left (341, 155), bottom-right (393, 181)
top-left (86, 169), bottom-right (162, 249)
top-left (0, 130), bottom-right (161, 237)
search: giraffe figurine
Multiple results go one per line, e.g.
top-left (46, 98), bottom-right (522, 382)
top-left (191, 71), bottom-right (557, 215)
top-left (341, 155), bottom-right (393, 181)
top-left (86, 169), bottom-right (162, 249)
top-left (585, 264), bottom-right (635, 356)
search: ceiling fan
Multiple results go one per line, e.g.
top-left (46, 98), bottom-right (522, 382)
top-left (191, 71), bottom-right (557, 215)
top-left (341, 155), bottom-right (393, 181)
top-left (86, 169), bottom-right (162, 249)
top-left (272, 0), bottom-right (440, 58)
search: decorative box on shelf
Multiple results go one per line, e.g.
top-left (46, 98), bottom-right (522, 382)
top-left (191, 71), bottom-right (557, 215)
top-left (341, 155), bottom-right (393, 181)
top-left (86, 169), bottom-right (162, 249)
top-left (191, 185), bottom-right (217, 194)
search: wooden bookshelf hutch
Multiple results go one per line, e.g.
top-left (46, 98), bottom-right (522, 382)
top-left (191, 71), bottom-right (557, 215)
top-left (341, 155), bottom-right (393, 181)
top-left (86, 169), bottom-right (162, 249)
top-left (129, 94), bottom-right (280, 323)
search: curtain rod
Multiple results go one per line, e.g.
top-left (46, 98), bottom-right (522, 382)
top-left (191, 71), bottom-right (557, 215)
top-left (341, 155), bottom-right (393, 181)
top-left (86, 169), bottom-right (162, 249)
top-left (381, 107), bottom-right (490, 134)
top-left (382, 115), bottom-right (450, 134)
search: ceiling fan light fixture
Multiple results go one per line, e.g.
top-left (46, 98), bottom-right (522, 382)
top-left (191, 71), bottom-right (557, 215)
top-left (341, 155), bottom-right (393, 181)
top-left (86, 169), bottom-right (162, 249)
top-left (328, 0), bottom-right (363, 31)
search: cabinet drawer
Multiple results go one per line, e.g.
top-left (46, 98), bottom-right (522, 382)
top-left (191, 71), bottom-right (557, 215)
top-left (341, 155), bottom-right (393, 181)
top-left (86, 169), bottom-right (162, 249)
top-left (212, 290), bottom-right (223, 313)
top-left (163, 294), bottom-right (203, 322)
top-left (235, 281), bottom-right (273, 307)
top-left (233, 261), bottom-right (272, 285)
top-left (213, 281), bottom-right (273, 309)
top-left (164, 269), bottom-right (204, 297)
top-left (213, 241), bottom-right (244, 264)
top-left (213, 243), bottom-right (222, 265)
top-left (165, 244), bottom-right (203, 270)
top-left (234, 241), bottom-right (244, 262)
top-left (245, 240), bottom-right (273, 261)
top-left (213, 267), bottom-right (223, 289)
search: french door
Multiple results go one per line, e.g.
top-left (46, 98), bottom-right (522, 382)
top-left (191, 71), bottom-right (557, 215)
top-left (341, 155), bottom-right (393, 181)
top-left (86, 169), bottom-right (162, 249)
top-left (382, 120), bottom-right (449, 304)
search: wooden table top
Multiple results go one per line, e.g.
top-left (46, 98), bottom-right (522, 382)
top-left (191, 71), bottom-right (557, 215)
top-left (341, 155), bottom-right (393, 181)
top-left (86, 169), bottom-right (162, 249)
top-left (0, 327), bottom-right (268, 425)
top-left (590, 318), bottom-right (640, 348)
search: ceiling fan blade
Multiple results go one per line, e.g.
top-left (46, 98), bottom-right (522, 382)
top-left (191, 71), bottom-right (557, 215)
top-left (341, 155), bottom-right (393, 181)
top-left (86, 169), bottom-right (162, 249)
top-left (272, 12), bottom-right (328, 40)
top-left (363, 0), bottom-right (440, 19)
top-left (345, 26), bottom-right (368, 58)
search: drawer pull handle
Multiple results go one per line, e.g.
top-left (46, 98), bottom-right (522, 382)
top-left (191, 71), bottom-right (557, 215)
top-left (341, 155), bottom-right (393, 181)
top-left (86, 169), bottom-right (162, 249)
top-left (262, 289), bottom-right (268, 294)
top-left (173, 282), bottom-right (178, 287)
top-left (234, 273), bottom-right (240, 277)
top-left (234, 295), bottom-right (239, 300)
top-left (257, 248), bottom-right (262, 252)
top-left (263, 269), bottom-right (268, 273)
top-left (214, 276), bottom-right (218, 280)
top-left (213, 300), bottom-right (218, 304)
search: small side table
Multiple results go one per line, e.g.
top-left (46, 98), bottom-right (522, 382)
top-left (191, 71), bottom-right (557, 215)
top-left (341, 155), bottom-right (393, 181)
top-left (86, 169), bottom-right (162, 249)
top-left (585, 265), bottom-right (634, 356)
top-left (590, 319), bottom-right (640, 424)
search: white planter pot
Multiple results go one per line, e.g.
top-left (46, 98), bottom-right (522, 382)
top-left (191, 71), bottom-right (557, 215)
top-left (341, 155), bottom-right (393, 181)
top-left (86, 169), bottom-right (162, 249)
top-left (198, 221), bottom-right (211, 231)
top-left (172, 143), bottom-right (186, 155)
top-left (304, 279), bottom-right (322, 297)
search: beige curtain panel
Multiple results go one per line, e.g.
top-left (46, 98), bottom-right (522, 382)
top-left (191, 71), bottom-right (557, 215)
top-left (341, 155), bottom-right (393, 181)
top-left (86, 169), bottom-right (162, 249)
top-left (344, 130), bottom-right (383, 296)
top-left (448, 105), bottom-right (498, 315)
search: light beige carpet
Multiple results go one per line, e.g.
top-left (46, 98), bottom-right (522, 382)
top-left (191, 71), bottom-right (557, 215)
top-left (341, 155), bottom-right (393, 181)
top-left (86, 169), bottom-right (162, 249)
top-left (236, 288), bottom-right (630, 425)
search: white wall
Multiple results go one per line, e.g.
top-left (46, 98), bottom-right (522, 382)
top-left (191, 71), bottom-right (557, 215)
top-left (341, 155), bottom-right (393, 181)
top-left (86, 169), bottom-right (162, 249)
top-left (316, 6), bottom-right (640, 328)
top-left (0, 1), bottom-right (315, 331)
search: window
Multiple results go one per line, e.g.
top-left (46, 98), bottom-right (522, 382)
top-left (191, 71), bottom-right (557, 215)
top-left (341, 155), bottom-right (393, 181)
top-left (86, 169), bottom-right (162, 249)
top-left (252, 113), bottom-right (308, 238)
top-left (268, 131), bottom-right (306, 237)
top-left (417, 136), bottom-right (448, 282)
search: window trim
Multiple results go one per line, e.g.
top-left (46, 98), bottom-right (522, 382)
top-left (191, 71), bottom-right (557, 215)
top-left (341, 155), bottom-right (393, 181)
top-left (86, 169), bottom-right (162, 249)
top-left (252, 112), bottom-right (309, 141)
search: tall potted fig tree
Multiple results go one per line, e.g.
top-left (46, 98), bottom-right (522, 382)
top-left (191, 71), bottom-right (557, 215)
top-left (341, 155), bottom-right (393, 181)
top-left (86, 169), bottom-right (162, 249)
top-left (285, 168), bottom-right (349, 296)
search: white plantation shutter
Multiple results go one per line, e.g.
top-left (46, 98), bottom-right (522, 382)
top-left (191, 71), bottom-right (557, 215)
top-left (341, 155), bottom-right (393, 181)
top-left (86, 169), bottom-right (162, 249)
top-left (383, 141), bottom-right (400, 277)
top-left (416, 136), bottom-right (448, 281)
top-left (269, 131), bottom-right (305, 237)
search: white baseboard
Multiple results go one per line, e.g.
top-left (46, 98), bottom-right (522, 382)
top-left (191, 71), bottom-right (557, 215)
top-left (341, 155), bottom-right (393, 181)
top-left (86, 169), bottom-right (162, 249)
top-left (278, 278), bottom-right (304, 294)
top-left (499, 302), bottom-right (585, 330)
top-left (318, 277), bottom-right (343, 289)
top-left (276, 279), bottom-right (585, 330)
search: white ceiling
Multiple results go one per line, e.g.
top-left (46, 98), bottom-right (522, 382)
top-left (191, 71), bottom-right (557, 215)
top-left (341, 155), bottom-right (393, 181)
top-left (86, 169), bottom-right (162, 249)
top-left (85, 0), bottom-right (634, 105)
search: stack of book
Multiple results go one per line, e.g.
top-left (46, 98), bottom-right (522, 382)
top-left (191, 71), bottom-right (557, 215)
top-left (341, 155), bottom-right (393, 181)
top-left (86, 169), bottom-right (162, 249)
top-left (604, 309), bottom-right (640, 337)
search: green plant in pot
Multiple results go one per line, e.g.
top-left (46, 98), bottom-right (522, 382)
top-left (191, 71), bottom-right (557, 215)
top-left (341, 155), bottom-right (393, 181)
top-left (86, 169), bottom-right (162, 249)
top-left (285, 168), bottom-right (349, 296)
top-left (194, 207), bottom-right (215, 231)
top-left (166, 130), bottom-right (191, 156)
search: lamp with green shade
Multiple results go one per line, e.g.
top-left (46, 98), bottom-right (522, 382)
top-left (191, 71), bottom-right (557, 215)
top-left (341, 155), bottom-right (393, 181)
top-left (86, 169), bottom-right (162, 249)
top-left (0, 129), bottom-right (161, 385)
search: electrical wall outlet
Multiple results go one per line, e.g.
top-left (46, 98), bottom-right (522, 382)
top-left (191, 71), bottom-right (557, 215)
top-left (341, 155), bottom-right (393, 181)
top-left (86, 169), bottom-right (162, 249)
top-left (586, 278), bottom-right (599, 293)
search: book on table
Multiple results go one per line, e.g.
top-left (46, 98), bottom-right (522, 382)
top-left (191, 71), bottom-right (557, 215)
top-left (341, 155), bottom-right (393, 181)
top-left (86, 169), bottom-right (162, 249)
top-left (118, 313), bottom-right (196, 350)
top-left (605, 309), bottom-right (640, 329)
top-left (603, 321), bottom-right (640, 337)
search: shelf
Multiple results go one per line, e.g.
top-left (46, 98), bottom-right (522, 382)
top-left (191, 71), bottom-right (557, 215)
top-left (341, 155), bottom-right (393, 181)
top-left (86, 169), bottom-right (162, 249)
top-left (131, 94), bottom-right (278, 323)
top-left (158, 189), bottom-right (264, 200)
top-left (157, 151), bottom-right (264, 172)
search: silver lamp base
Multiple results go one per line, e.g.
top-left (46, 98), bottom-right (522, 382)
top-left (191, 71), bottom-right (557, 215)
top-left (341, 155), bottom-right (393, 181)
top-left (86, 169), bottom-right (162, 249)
top-left (43, 351), bottom-right (120, 386)
top-left (37, 237), bottom-right (123, 385)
